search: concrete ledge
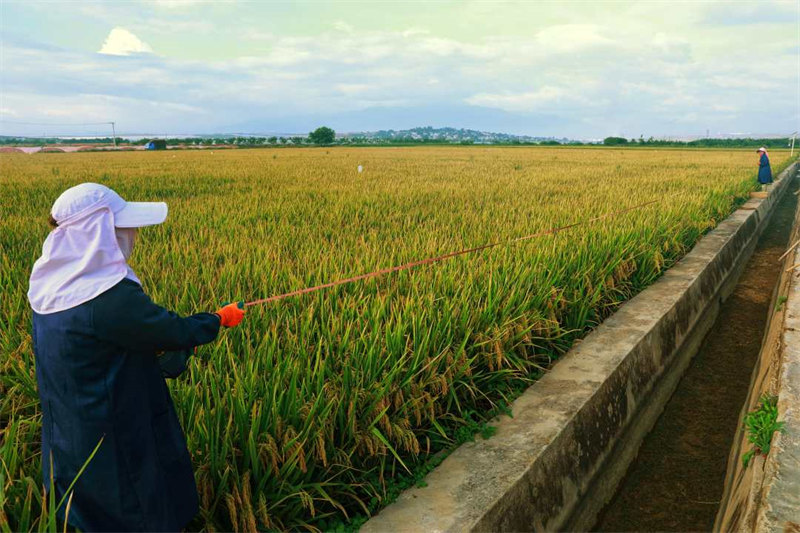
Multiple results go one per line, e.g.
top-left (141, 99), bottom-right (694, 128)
top-left (756, 197), bottom-right (800, 531)
top-left (363, 162), bottom-right (798, 533)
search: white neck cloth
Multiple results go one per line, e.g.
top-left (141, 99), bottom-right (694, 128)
top-left (28, 207), bottom-right (140, 314)
top-left (28, 183), bottom-right (165, 315)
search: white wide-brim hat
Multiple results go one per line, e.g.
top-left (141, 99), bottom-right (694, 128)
top-left (52, 182), bottom-right (168, 228)
top-left (113, 201), bottom-right (168, 228)
top-left (757, 147), bottom-right (767, 152)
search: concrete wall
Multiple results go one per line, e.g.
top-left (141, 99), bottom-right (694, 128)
top-left (760, 242), bottom-right (800, 530)
top-left (363, 161), bottom-right (799, 533)
top-left (715, 162), bottom-right (800, 532)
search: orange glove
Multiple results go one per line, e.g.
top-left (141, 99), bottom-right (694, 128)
top-left (215, 301), bottom-right (246, 328)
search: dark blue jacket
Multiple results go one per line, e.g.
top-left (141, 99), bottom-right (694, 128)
top-left (32, 279), bottom-right (220, 532)
top-left (758, 153), bottom-right (772, 184)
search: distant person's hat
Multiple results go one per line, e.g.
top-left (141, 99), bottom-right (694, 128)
top-left (51, 183), bottom-right (168, 227)
top-left (757, 147), bottom-right (767, 153)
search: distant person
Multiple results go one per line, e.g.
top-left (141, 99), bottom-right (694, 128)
top-left (757, 147), bottom-right (772, 189)
top-left (28, 183), bottom-right (246, 532)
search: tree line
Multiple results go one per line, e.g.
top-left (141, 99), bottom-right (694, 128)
top-left (602, 136), bottom-right (795, 148)
top-left (1, 129), bottom-right (795, 149)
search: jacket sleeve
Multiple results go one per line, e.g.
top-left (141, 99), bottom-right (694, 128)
top-left (158, 349), bottom-right (193, 379)
top-left (92, 280), bottom-right (221, 353)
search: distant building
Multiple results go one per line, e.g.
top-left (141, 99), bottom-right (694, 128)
top-left (145, 139), bottom-right (167, 150)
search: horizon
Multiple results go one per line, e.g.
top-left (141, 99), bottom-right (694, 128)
top-left (1, 1), bottom-right (799, 139)
top-left (0, 126), bottom-right (797, 144)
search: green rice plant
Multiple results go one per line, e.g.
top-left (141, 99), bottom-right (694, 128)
top-left (742, 394), bottom-right (785, 467)
top-left (0, 436), bottom-right (102, 533)
top-left (1, 147), bottom-right (795, 531)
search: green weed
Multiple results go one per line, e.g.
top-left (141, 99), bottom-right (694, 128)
top-left (742, 394), bottom-right (785, 467)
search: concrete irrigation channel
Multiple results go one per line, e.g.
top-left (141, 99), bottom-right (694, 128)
top-left (595, 164), bottom-right (800, 532)
top-left (362, 160), bottom-right (800, 533)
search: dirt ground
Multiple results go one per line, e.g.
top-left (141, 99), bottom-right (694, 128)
top-left (593, 182), bottom-right (799, 532)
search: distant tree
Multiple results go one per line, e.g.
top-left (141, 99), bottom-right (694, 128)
top-left (603, 136), bottom-right (628, 146)
top-left (309, 126), bottom-right (336, 145)
top-left (268, 136), bottom-right (278, 144)
top-left (279, 137), bottom-right (287, 144)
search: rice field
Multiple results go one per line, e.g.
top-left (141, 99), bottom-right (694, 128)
top-left (0, 146), bottom-right (794, 531)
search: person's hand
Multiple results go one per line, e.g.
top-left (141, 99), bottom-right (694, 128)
top-left (215, 301), bottom-right (246, 328)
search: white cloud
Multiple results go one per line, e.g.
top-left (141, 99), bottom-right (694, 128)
top-left (242, 29), bottom-right (274, 41)
top-left (709, 76), bottom-right (779, 90)
top-left (465, 87), bottom-right (567, 112)
top-left (332, 20), bottom-right (354, 33)
top-left (416, 37), bottom-right (487, 58)
top-left (146, 0), bottom-right (206, 9)
top-left (535, 24), bottom-right (615, 53)
top-left (336, 83), bottom-right (372, 96)
top-left (465, 86), bottom-right (603, 113)
top-left (401, 28), bottom-right (429, 38)
top-left (98, 27), bottom-right (153, 56)
top-left (1, 91), bottom-right (207, 131)
top-left (651, 32), bottom-right (690, 54)
top-left (135, 19), bottom-right (214, 35)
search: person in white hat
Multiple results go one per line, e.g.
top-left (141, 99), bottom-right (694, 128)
top-left (28, 183), bottom-right (245, 532)
top-left (756, 147), bottom-right (772, 190)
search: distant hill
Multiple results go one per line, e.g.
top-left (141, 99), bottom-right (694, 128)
top-left (348, 126), bottom-right (569, 144)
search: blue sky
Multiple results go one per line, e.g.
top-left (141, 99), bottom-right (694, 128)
top-left (1, 0), bottom-right (798, 139)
